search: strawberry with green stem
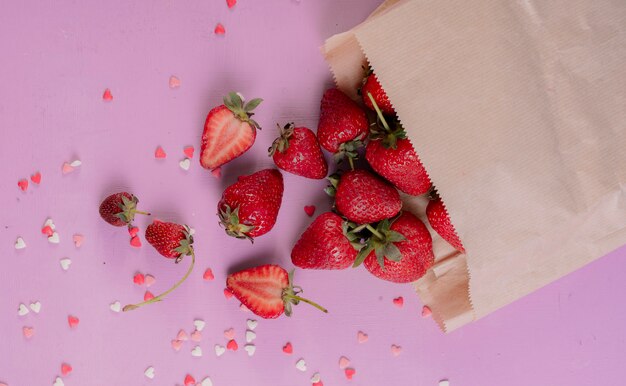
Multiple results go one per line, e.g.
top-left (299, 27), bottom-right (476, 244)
top-left (360, 69), bottom-right (395, 115)
top-left (269, 123), bottom-right (328, 179)
top-left (123, 220), bottom-right (195, 311)
top-left (426, 188), bottom-right (465, 253)
top-left (99, 192), bottom-right (150, 227)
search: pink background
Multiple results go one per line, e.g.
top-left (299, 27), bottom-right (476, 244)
top-left (1, 1), bottom-right (625, 385)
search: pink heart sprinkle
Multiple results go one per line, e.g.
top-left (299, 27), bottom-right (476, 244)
top-left (61, 363), bottom-right (73, 376)
top-left (144, 291), bottom-right (154, 301)
top-left (214, 23), bottom-right (226, 35)
top-left (171, 339), bottom-right (183, 351)
top-left (345, 368), bottom-right (356, 380)
top-left (169, 75), bottom-right (181, 89)
top-left (211, 167), bottom-right (222, 178)
top-left (282, 342), bottom-right (293, 354)
top-left (184, 374), bottom-right (195, 386)
top-left (62, 162), bottom-right (74, 174)
top-left (133, 273), bottom-right (145, 286)
top-left (203, 268), bottom-right (214, 281)
top-left (304, 205), bottom-right (316, 217)
top-left (224, 328), bottom-right (235, 340)
top-left (421, 305), bottom-right (432, 318)
top-left (226, 339), bottom-right (238, 351)
top-left (72, 234), bottom-right (84, 247)
top-left (102, 88), bottom-right (113, 101)
top-left (223, 288), bottom-right (233, 299)
top-left (183, 146), bottom-right (194, 158)
top-left (128, 226), bottom-right (139, 237)
top-left (391, 344), bottom-right (402, 356)
top-left (17, 179), bottom-right (28, 192)
top-left (190, 330), bottom-right (202, 342)
top-left (22, 326), bottom-right (34, 339)
top-left (144, 274), bottom-right (156, 287)
top-left (130, 236), bottom-right (142, 248)
top-left (226, 0), bottom-right (237, 8)
top-left (31, 172), bottom-right (42, 184)
top-left (154, 146), bottom-right (167, 159)
top-left (357, 331), bottom-right (368, 343)
top-left (313, 382), bottom-right (324, 386)
top-left (177, 329), bottom-right (188, 341)
top-left (338, 356), bottom-right (350, 369)
top-left (393, 296), bottom-right (404, 308)
top-left (68, 315), bottom-right (80, 328)
top-left (240, 303), bottom-right (250, 312)
top-left (41, 226), bottom-right (54, 237)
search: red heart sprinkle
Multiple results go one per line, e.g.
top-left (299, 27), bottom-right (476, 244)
top-left (214, 23), bottom-right (226, 35)
top-left (31, 172), bottom-right (41, 184)
top-left (345, 368), bottom-right (356, 380)
top-left (17, 179), bottom-right (28, 192)
top-left (22, 326), bottom-right (35, 338)
top-left (304, 205), bottom-right (316, 217)
top-left (61, 363), bottom-right (73, 376)
top-left (183, 146), bottom-right (194, 158)
top-left (128, 226), bottom-right (139, 237)
top-left (41, 226), bottom-right (54, 237)
top-left (130, 236), bottom-right (142, 248)
top-left (154, 146), bottom-right (167, 159)
top-left (203, 268), bottom-right (214, 281)
top-left (184, 374), bottom-right (195, 386)
top-left (102, 88), bottom-right (113, 101)
top-left (313, 382), bottom-right (324, 386)
top-left (144, 291), bottom-right (154, 301)
top-left (226, 0), bottom-right (237, 8)
top-left (393, 296), bottom-right (404, 308)
top-left (67, 315), bottom-right (80, 328)
top-left (226, 339), bottom-right (238, 351)
top-left (422, 305), bottom-right (432, 318)
top-left (282, 342), bottom-right (293, 354)
top-left (223, 288), bottom-right (233, 299)
top-left (133, 273), bottom-right (145, 285)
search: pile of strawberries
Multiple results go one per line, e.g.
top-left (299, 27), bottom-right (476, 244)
top-left (98, 68), bottom-right (464, 320)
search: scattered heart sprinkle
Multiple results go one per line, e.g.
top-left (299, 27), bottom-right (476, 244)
top-left (144, 274), bottom-right (156, 287)
top-left (439, 380), bottom-right (450, 386)
top-left (171, 339), bottom-right (183, 351)
top-left (245, 330), bottom-right (256, 343)
top-left (17, 179), bottom-right (28, 192)
top-left (184, 146), bottom-right (194, 158)
top-left (194, 319), bottom-right (206, 331)
top-left (203, 268), bottom-right (214, 281)
top-left (48, 232), bottom-right (60, 244)
top-left (61, 162), bottom-right (74, 174)
top-left (67, 315), bottom-right (79, 328)
top-left (191, 330), bottom-right (202, 342)
top-left (211, 167), bottom-right (221, 178)
top-left (60, 258), bottom-right (71, 271)
top-left (200, 377), bottom-right (213, 386)
top-left (144, 291), bottom-right (154, 301)
top-left (393, 296), bottom-right (404, 308)
top-left (144, 366), bottom-right (155, 379)
top-left (295, 358), bottom-right (307, 372)
top-left (110, 301), bottom-right (121, 313)
top-left (18, 303), bottom-right (29, 316)
top-left (422, 305), bottom-right (432, 318)
top-left (130, 236), bottom-right (142, 247)
top-left (44, 218), bottom-right (56, 230)
top-left (177, 329), bottom-right (189, 341)
top-left (155, 146), bottom-right (167, 159)
top-left (214, 344), bottom-right (226, 357)
top-left (128, 226), bottom-right (139, 237)
top-left (169, 75), bottom-right (181, 89)
top-left (345, 368), bottom-right (356, 380)
top-left (304, 205), bottom-right (316, 217)
top-left (31, 172), bottom-right (41, 184)
top-left (391, 344), bottom-right (402, 356)
top-left (72, 234), bottom-right (84, 247)
top-left (53, 376), bottom-right (64, 386)
top-left (61, 363), bottom-right (72, 376)
top-left (191, 345), bottom-right (203, 357)
top-left (224, 328), bottom-right (235, 340)
top-left (23, 326), bottom-right (34, 339)
top-left (223, 288), bottom-right (233, 299)
top-left (282, 342), bottom-right (293, 354)
top-left (179, 158), bottom-right (191, 171)
top-left (214, 23), bottom-right (226, 35)
top-left (247, 319), bottom-right (258, 330)
top-left (133, 273), bottom-right (145, 285)
top-left (339, 356), bottom-right (350, 370)
top-left (226, 339), bottom-right (238, 351)
top-left (184, 374), bottom-right (195, 386)
top-left (70, 160), bottom-right (82, 167)
top-left (244, 344), bottom-right (256, 356)
top-left (42, 225), bottom-right (54, 236)
top-left (14, 237), bottom-right (26, 250)
top-left (357, 331), bottom-right (368, 343)
top-left (102, 88), bottom-right (113, 101)
top-left (310, 373), bottom-right (321, 383)
top-left (226, 0), bottom-right (237, 9)
top-left (29, 301), bottom-right (41, 313)
top-left (239, 303), bottom-right (250, 312)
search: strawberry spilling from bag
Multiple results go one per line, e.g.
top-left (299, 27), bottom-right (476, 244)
top-left (357, 211), bottom-right (434, 283)
top-left (426, 192), bottom-right (465, 253)
top-left (291, 212), bottom-right (360, 269)
top-left (99, 192), bottom-right (150, 227)
top-left (269, 123), bottom-right (328, 179)
top-left (361, 71), bottom-right (395, 115)
top-left (123, 220), bottom-right (196, 311)
top-left (218, 169), bottom-right (284, 241)
top-left (226, 264), bottom-right (327, 319)
top-left (200, 92), bottom-right (263, 170)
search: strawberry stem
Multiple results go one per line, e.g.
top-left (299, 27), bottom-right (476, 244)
top-left (284, 294), bottom-right (328, 314)
top-left (122, 248), bottom-right (196, 312)
top-left (365, 223), bottom-right (384, 239)
top-left (135, 210), bottom-right (151, 216)
top-left (347, 156), bottom-right (355, 171)
top-left (367, 92), bottom-right (390, 132)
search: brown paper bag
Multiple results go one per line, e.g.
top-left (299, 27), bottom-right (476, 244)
top-left (323, 0), bottom-right (626, 332)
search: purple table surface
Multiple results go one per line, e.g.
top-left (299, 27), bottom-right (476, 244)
top-left (1, 1), bottom-right (625, 385)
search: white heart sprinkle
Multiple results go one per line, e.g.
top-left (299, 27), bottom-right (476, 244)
top-left (29, 301), bottom-right (41, 313)
top-left (199, 377), bottom-right (213, 386)
top-left (48, 232), bottom-right (60, 244)
top-left (214, 344), bottom-right (225, 357)
top-left (244, 344), bottom-right (256, 356)
top-left (70, 160), bottom-right (82, 167)
top-left (18, 303), bottom-right (29, 316)
top-left (144, 366), bottom-right (155, 379)
top-left (15, 237), bottom-right (26, 249)
top-left (246, 319), bottom-right (258, 330)
top-left (193, 319), bottom-right (205, 331)
top-left (60, 258), bottom-right (71, 270)
top-left (188, 227), bottom-right (196, 235)
top-left (295, 358), bottom-right (307, 372)
top-left (179, 158), bottom-right (190, 171)
top-left (245, 330), bottom-right (256, 343)
top-left (109, 301), bottom-right (121, 313)
top-left (53, 377), bottom-right (65, 386)
top-left (191, 345), bottom-right (203, 357)
top-left (44, 218), bottom-right (56, 230)
top-left (439, 381), bottom-right (450, 386)
top-left (310, 373), bottom-right (321, 383)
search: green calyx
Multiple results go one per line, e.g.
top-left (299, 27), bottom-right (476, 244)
top-left (366, 91), bottom-right (405, 149)
top-left (352, 217), bottom-right (406, 269)
top-left (268, 123), bottom-right (295, 156)
top-left (173, 225), bottom-right (195, 263)
top-left (223, 91), bottom-right (263, 130)
top-left (218, 205), bottom-right (255, 243)
top-left (116, 195), bottom-right (150, 224)
top-left (281, 269), bottom-right (328, 317)
top-left (334, 138), bottom-right (364, 170)
top-left (342, 220), bottom-right (368, 253)
top-left (324, 173), bottom-right (341, 197)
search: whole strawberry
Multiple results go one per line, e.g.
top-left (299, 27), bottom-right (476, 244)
top-left (124, 220), bottom-right (196, 311)
top-left (200, 92), bottom-right (263, 171)
top-left (357, 211), bottom-right (434, 283)
top-left (269, 123), bottom-right (328, 179)
top-left (317, 88), bottom-right (368, 165)
top-left (226, 264), bottom-right (327, 319)
top-left (365, 92), bottom-right (431, 195)
top-left (99, 192), bottom-right (150, 227)
top-left (426, 193), bottom-right (465, 253)
top-left (291, 212), bottom-right (359, 269)
top-left (334, 169), bottom-right (401, 224)
top-left (218, 169), bottom-right (284, 241)
top-left (361, 72), bottom-right (394, 115)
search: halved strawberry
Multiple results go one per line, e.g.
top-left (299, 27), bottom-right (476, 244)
top-left (200, 92), bottom-right (263, 170)
top-left (226, 264), bottom-right (327, 319)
